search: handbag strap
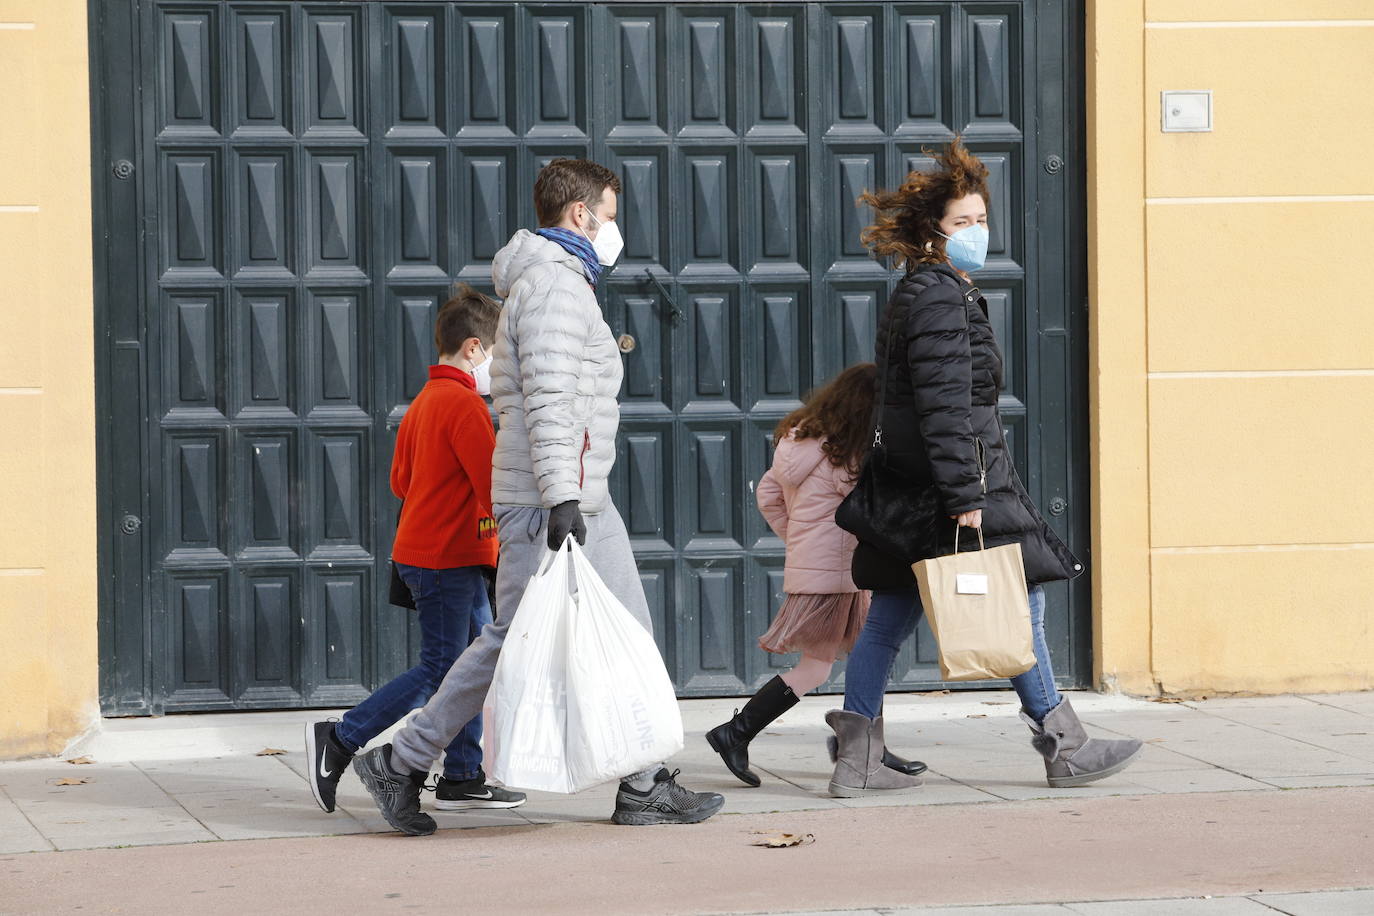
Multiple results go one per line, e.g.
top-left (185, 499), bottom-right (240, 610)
top-left (872, 311), bottom-right (900, 449)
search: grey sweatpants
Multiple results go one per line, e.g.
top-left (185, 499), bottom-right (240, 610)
top-left (390, 502), bottom-right (656, 777)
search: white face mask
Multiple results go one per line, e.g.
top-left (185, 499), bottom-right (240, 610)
top-left (583, 209), bottom-right (625, 266)
top-left (470, 346), bottom-right (492, 397)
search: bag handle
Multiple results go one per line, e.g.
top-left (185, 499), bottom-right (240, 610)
top-left (952, 522), bottom-right (986, 555)
top-left (565, 537), bottom-right (619, 613)
top-left (536, 536), bottom-right (575, 578)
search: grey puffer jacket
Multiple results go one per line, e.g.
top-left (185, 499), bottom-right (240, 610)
top-left (489, 230), bottom-right (623, 512)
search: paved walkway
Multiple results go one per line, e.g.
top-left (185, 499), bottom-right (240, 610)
top-left (1, 690), bottom-right (1372, 913)
top-left (759, 891), bottom-right (1374, 915)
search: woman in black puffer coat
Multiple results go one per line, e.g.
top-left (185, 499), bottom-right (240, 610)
top-left (824, 139), bottom-right (1142, 797)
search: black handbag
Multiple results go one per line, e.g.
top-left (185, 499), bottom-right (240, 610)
top-left (835, 450), bottom-right (939, 561)
top-left (834, 314), bottom-right (941, 562)
top-left (388, 503), bottom-right (417, 610)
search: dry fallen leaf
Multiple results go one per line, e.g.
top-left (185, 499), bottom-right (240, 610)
top-left (1149, 697), bottom-right (1185, 704)
top-left (65, 756), bottom-right (94, 765)
top-left (54, 778), bottom-right (89, 786)
top-left (256, 747), bottom-right (287, 756)
top-left (981, 701), bottom-right (1011, 706)
top-left (966, 713), bottom-right (988, 718)
top-left (751, 831), bottom-right (815, 848)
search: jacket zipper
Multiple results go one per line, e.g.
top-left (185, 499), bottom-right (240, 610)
top-left (578, 428), bottom-right (590, 488)
top-left (975, 438), bottom-right (988, 496)
top-left (964, 285), bottom-right (989, 498)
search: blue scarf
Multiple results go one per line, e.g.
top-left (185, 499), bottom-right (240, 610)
top-left (536, 227), bottom-right (602, 287)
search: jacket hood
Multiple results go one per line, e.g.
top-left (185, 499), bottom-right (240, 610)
top-left (492, 229), bottom-right (584, 298)
top-left (771, 433), bottom-right (830, 487)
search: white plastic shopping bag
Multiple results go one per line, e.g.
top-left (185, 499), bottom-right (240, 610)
top-left (487, 539), bottom-right (683, 794)
top-left (487, 544), bottom-right (577, 793)
top-left (564, 539), bottom-right (683, 789)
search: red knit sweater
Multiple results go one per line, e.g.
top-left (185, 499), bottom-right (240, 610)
top-left (389, 366), bottom-right (498, 569)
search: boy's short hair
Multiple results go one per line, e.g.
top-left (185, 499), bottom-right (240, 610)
top-left (435, 284), bottom-right (501, 357)
top-left (533, 158), bottom-right (622, 227)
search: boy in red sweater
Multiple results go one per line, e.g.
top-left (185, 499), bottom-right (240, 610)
top-left (305, 286), bottom-right (525, 816)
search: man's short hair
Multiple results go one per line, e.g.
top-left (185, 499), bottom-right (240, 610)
top-left (533, 158), bottom-right (622, 227)
top-left (435, 284), bottom-right (501, 357)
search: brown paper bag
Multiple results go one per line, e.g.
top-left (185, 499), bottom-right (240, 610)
top-left (912, 526), bottom-right (1035, 681)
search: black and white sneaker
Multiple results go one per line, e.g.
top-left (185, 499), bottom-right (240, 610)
top-left (611, 768), bottom-right (725, 826)
top-left (304, 720), bottom-right (353, 813)
top-left (432, 772), bottom-right (527, 810)
top-left (352, 745), bottom-right (437, 836)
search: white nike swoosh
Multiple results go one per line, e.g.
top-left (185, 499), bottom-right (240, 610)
top-left (320, 759), bottom-right (339, 780)
top-left (467, 790), bottom-right (493, 799)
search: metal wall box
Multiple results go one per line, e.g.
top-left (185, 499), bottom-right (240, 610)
top-left (1161, 90), bottom-right (1213, 132)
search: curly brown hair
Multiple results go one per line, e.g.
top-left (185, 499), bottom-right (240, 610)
top-left (859, 137), bottom-right (989, 271)
top-left (774, 363), bottom-right (877, 476)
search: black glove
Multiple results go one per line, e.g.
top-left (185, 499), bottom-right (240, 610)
top-left (547, 500), bottom-right (587, 550)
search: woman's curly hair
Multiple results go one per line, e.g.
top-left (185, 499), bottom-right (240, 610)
top-left (859, 137), bottom-right (990, 271)
top-left (774, 363), bottom-right (877, 477)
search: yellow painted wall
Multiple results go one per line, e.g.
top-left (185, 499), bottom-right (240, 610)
top-left (1085, 1), bottom-right (1152, 695)
top-left (0, 0), bottom-right (100, 757)
top-left (1090, 0), bottom-right (1374, 695)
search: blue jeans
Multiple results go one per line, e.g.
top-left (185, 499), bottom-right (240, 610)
top-left (843, 584), bottom-right (1062, 724)
top-left (335, 565), bottom-right (491, 780)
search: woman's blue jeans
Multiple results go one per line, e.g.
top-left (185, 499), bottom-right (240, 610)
top-left (843, 584), bottom-right (1062, 724)
top-left (335, 564), bottom-right (491, 780)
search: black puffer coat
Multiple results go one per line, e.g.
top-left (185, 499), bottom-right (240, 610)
top-left (851, 262), bottom-right (1082, 590)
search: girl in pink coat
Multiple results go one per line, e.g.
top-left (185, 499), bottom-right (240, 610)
top-left (707, 364), bottom-right (927, 787)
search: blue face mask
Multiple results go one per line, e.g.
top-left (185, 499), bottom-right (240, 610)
top-left (938, 223), bottom-right (989, 272)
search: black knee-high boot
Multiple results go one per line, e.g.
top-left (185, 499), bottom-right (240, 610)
top-left (705, 676), bottom-right (800, 787)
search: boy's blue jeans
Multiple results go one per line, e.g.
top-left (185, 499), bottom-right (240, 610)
top-left (843, 584), bottom-right (1062, 724)
top-left (334, 564), bottom-right (491, 781)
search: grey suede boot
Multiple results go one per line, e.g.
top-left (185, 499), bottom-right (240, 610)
top-left (1023, 697), bottom-right (1143, 788)
top-left (825, 710), bottom-right (924, 798)
top-left (826, 736), bottom-right (929, 776)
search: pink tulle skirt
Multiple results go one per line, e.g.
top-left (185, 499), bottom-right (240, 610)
top-left (757, 591), bottom-right (871, 662)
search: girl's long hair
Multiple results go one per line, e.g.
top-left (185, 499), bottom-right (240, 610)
top-left (774, 363), bottom-right (877, 476)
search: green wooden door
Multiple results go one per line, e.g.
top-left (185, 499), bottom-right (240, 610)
top-left (92, 1), bottom-right (1088, 714)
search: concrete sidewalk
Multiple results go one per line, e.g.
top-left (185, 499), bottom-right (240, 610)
top-left (1, 690), bottom-right (1372, 913)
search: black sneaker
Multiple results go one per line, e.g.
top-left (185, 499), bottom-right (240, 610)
top-left (432, 772), bottom-right (527, 810)
top-left (351, 745), bottom-right (437, 836)
top-left (304, 720), bottom-right (353, 813)
top-left (611, 768), bottom-right (725, 826)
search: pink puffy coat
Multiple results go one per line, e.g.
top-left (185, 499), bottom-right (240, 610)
top-left (756, 433), bottom-right (861, 595)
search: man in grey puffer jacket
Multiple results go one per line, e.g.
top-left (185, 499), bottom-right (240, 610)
top-left (352, 159), bottom-right (725, 834)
